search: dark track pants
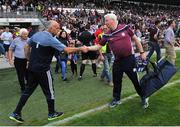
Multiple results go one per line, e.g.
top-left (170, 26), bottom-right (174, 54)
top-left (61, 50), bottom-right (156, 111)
top-left (112, 55), bottom-right (143, 101)
top-left (14, 57), bottom-right (27, 91)
top-left (14, 70), bottom-right (55, 115)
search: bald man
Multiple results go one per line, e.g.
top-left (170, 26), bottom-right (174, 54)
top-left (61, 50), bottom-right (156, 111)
top-left (9, 20), bottom-right (87, 123)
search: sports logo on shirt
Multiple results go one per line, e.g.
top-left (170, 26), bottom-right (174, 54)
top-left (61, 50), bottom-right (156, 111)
top-left (121, 32), bottom-right (125, 36)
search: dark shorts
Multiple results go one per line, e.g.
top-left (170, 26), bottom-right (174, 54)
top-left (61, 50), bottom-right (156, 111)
top-left (81, 51), bottom-right (98, 60)
top-left (3, 44), bottom-right (10, 52)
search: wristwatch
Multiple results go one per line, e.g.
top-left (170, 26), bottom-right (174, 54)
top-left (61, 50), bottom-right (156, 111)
top-left (140, 51), bottom-right (145, 54)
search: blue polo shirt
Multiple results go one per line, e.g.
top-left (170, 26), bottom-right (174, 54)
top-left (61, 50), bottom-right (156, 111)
top-left (9, 37), bottom-right (29, 59)
top-left (28, 31), bottom-right (66, 72)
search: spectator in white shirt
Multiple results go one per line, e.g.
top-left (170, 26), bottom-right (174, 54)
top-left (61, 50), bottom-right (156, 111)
top-left (0, 27), bottom-right (13, 59)
top-left (164, 20), bottom-right (176, 65)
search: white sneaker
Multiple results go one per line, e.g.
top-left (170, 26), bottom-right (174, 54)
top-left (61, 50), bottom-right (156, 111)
top-left (108, 81), bottom-right (114, 86)
top-left (141, 97), bottom-right (149, 109)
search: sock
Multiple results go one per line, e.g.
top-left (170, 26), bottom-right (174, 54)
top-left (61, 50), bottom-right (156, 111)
top-left (80, 64), bottom-right (85, 77)
top-left (92, 63), bottom-right (97, 75)
top-left (47, 99), bottom-right (55, 114)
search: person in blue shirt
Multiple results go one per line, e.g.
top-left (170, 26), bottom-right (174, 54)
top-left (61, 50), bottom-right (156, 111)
top-left (57, 30), bottom-right (69, 81)
top-left (8, 28), bottom-right (29, 93)
top-left (9, 20), bottom-right (87, 124)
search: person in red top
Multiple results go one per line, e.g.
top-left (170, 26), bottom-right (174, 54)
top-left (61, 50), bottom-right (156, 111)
top-left (84, 13), bottom-right (149, 109)
top-left (93, 25), bottom-right (103, 45)
top-left (93, 25), bottom-right (103, 68)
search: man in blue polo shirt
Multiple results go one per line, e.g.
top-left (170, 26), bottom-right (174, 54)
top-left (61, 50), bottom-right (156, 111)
top-left (9, 20), bottom-right (87, 124)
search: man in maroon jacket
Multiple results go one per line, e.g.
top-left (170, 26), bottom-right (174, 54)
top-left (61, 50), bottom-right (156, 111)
top-left (84, 13), bottom-right (149, 109)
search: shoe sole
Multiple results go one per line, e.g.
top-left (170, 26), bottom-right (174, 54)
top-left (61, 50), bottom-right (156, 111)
top-left (143, 104), bottom-right (149, 109)
top-left (9, 116), bottom-right (23, 124)
top-left (109, 102), bottom-right (122, 108)
top-left (142, 98), bottom-right (149, 109)
top-left (48, 113), bottom-right (64, 121)
top-left (143, 102), bottom-right (149, 109)
top-left (108, 84), bottom-right (114, 87)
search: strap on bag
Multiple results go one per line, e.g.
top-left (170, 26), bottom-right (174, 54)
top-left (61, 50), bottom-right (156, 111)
top-left (144, 60), bottom-right (159, 74)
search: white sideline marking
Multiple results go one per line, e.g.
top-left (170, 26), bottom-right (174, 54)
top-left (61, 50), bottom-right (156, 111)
top-left (44, 79), bottom-right (180, 126)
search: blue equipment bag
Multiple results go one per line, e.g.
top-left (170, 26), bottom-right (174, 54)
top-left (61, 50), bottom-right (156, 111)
top-left (140, 59), bottom-right (177, 98)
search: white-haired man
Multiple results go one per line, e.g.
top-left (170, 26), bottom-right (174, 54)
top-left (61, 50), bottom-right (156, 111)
top-left (9, 28), bottom-right (29, 93)
top-left (85, 13), bottom-right (149, 108)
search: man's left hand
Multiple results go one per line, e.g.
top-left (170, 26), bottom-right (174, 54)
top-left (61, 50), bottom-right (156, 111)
top-left (140, 52), bottom-right (147, 60)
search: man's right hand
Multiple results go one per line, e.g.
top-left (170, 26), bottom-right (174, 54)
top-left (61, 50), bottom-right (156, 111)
top-left (9, 59), bottom-right (14, 66)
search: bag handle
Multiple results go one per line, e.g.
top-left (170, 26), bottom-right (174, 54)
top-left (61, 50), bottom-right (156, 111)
top-left (145, 60), bottom-right (158, 74)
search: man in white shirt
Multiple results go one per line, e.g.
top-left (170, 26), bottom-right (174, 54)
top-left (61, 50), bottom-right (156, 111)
top-left (0, 27), bottom-right (13, 59)
top-left (164, 20), bottom-right (176, 65)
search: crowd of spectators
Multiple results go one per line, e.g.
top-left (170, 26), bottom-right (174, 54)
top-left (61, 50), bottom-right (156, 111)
top-left (0, 0), bottom-right (180, 54)
top-left (0, 0), bottom-right (179, 38)
top-left (0, 0), bottom-right (180, 85)
top-left (36, 1), bottom-right (180, 49)
top-left (0, 0), bottom-right (30, 12)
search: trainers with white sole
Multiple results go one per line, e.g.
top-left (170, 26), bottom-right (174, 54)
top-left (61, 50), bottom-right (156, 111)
top-left (109, 99), bottom-right (122, 108)
top-left (48, 111), bottom-right (64, 121)
top-left (141, 97), bottom-right (149, 109)
top-left (9, 112), bottom-right (24, 124)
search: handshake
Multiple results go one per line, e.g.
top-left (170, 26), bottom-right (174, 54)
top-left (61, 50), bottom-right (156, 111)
top-left (65, 45), bottom-right (100, 54)
top-left (79, 45), bottom-right (89, 53)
